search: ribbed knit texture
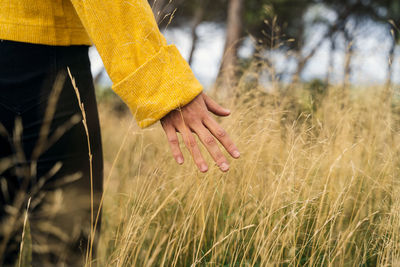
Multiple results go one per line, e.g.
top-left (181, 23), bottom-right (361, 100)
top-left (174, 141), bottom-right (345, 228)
top-left (0, 0), bottom-right (203, 128)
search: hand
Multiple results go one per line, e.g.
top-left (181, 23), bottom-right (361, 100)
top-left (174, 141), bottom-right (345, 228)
top-left (160, 92), bottom-right (240, 172)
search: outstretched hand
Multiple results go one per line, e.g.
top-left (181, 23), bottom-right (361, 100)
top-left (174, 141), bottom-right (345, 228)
top-left (160, 92), bottom-right (240, 173)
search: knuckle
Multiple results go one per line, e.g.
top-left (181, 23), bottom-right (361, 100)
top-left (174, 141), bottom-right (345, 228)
top-left (214, 153), bottom-right (226, 164)
top-left (204, 136), bottom-right (216, 145)
top-left (200, 112), bottom-right (210, 120)
top-left (216, 128), bottom-right (227, 138)
top-left (187, 138), bottom-right (197, 148)
top-left (168, 138), bottom-right (179, 145)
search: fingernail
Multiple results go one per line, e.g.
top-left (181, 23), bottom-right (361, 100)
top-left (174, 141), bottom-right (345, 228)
top-left (200, 164), bottom-right (208, 172)
top-left (233, 150), bottom-right (240, 158)
top-left (225, 109), bottom-right (231, 113)
top-left (220, 162), bottom-right (229, 172)
top-left (177, 157), bottom-right (184, 164)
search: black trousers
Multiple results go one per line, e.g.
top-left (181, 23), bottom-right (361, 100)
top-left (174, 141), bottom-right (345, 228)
top-left (0, 40), bottom-right (104, 266)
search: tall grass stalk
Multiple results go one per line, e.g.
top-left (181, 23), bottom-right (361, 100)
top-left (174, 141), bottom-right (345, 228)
top-left (94, 81), bottom-right (400, 266)
top-left (68, 68), bottom-right (97, 267)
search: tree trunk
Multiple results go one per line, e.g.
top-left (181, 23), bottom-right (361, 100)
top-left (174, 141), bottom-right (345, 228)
top-left (93, 69), bottom-right (104, 86)
top-left (290, 20), bottom-right (305, 84)
top-left (325, 35), bottom-right (336, 85)
top-left (386, 31), bottom-right (396, 90)
top-left (216, 0), bottom-right (244, 98)
top-left (188, 4), bottom-right (206, 66)
top-left (343, 30), bottom-right (354, 89)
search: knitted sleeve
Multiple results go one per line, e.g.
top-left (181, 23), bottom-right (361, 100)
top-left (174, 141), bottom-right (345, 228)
top-left (69, 0), bottom-right (203, 128)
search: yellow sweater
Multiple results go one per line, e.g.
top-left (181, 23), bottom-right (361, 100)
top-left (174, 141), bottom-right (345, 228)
top-left (0, 0), bottom-right (203, 128)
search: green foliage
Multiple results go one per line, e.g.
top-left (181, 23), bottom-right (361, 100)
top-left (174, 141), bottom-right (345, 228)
top-left (244, 0), bottom-right (314, 50)
top-left (305, 79), bottom-right (328, 111)
top-left (95, 87), bottom-right (128, 115)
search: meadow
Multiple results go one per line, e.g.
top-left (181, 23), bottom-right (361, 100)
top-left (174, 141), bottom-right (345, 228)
top-left (93, 79), bottom-right (400, 266)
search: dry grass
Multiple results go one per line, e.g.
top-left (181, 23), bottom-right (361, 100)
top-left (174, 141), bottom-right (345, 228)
top-left (94, 82), bottom-right (400, 266)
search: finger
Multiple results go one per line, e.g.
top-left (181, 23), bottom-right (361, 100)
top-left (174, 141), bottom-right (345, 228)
top-left (203, 116), bottom-right (240, 159)
top-left (203, 94), bottom-right (231, 116)
top-left (162, 123), bottom-right (184, 164)
top-left (177, 123), bottom-right (208, 172)
top-left (192, 123), bottom-right (230, 172)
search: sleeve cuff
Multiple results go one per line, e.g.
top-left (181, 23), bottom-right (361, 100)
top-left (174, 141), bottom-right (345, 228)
top-left (112, 44), bottom-right (203, 128)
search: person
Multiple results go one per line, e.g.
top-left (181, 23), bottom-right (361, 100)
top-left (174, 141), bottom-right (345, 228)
top-left (0, 0), bottom-right (240, 266)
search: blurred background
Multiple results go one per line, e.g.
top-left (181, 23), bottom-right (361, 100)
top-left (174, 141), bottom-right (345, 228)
top-left (88, 2), bottom-right (400, 265)
top-left (90, 0), bottom-right (400, 91)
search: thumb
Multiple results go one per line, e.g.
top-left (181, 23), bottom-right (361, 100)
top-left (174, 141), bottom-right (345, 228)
top-left (203, 93), bottom-right (231, 116)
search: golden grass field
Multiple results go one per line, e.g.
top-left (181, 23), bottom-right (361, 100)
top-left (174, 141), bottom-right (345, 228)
top-left (92, 81), bottom-right (400, 266)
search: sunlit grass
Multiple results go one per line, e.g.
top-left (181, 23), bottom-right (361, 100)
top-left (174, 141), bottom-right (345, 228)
top-left (94, 81), bottom-right (400, 266)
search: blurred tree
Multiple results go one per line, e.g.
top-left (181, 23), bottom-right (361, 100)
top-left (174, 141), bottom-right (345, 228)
top-left (245, 0), bottom-right (312, 51)
top-left (375, 0), bottom-right (400, 89)
top-left (150, 0), bottom-right (228, 67)
top-left (187, 0), bottom-right (212, 65)
top-left (160, 0), bottom-right (228, 26)
top-left (387, 19), bottom-right (400, 89)
top-left (237, 0), bottom-right (319, 82)
top-left (244, 0), bottom-right (400, 85)
top-left (319, 0), bottom-right (400, 87)
top-left (216, 0), bottom-right (244, 97)
top-left (143, 0), bottom-right (400, 90)
top-left (320, 0), bottom-right (379, 86)
top-left (149, 0), bottom-right (169, 23)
